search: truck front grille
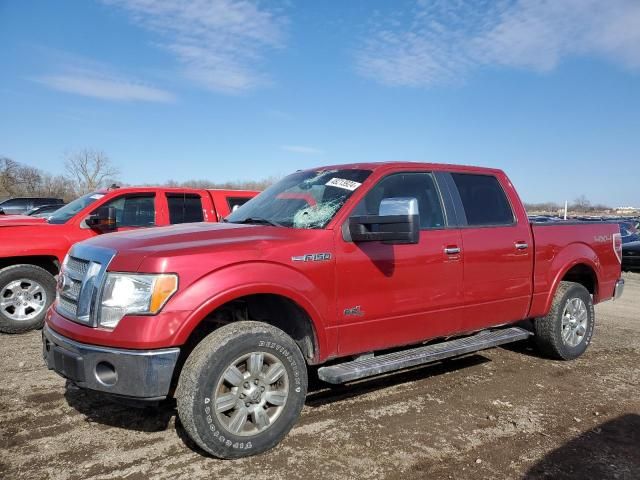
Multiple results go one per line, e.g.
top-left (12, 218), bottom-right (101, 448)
top-left (57, 295), bottom-right (78, 319)
top-left (66, 256), bottom-right (89, 277)
top-left (56, 256), bottom-right (89, 322)
top-left (55, 246), bottom-right (116, 327)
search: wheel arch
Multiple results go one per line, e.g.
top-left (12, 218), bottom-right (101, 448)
top-left (543, 258), bottom-right (600, 315)
top-left (0, 256), bottom-right (60, 276)
top-left (173, 284), bottom-right (330, 367)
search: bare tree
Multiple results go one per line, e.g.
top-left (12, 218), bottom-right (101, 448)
top-left (0, 157), bottom-right (20, 197)
top-left (40, 173), bottom-right (76, 200)
top-left (572, 195), bottom-right (591, 212)
top-left (65, 149), bottom-right (120, 194)
top-left (15, 165), bottom-right (42, 193)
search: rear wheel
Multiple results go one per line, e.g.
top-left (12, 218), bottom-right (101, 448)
top-left (534, 281), bottom-right (595, 360)
top-left (176, 321), bottom-right (308, 458)
top-left (0, 265), bottom-right (56, 334)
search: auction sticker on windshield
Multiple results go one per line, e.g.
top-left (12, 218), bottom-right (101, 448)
top-left (325, 178), bottom-right (362, 191)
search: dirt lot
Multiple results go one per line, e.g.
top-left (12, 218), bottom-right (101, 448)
top-left (1, 273), bottom-right (638, 480)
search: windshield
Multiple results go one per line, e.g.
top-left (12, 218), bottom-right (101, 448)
top-left (47, 192), bottom-right (105, 224)
top-left (226, 168), bottom-right (372, 229)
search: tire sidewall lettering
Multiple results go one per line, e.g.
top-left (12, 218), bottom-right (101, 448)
top-left (198, 337), bottom-right (303, 451)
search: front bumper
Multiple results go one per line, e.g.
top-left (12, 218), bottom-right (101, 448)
top-left (42, 324), bottom-right (180, 400)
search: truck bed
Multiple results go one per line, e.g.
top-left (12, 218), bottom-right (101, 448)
top-left (529, 221), bottom-right (621, 317)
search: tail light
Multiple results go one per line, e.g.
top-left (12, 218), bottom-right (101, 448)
top-left (613, 233), bottom-right (622, 264)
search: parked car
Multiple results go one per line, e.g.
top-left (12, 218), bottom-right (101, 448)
top-left (622, 240), bottom-right (640, 271)
top-left (42, 162), bottom-right (623, 458)
top-left (26, 204), bottom-right (66, 218)
top-left (528, 215), bottom-right (561, 223)
top-left (619, 221), bottom-right (640, 244)
top-left (0, 186), bottom-right (258, 333)
top-left (0, 197), bottom-right (63, 215)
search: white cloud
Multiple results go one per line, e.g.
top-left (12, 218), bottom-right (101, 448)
top-left (35, 69), bottom-right (174, 102)
top-left (32, 54), bottom-right (175, 103)
top-left (356, 0), bottom-right (640, 87)
top-left (281, 145), bottom-right (324, 155)
top-left (103, 0), bottom-right (286, 93)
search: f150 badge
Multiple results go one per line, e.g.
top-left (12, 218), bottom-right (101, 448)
top-left (291, 253), bottom-right (332, 262)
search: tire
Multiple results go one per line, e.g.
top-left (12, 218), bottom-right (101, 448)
top-left (0, 264), bottom-right (57, 334)
top-left (176, 321), bottom-right (308, 459)
top-left (534, 281), bottom-right (595, 360)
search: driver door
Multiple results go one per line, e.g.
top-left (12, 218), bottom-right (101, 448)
top-left (334, 172), bottom-right (464, 356)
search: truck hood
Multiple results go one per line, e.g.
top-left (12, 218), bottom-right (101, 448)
top-left (0, 215), bottom-right (48, 227)
top-left (83, 222), bottom-right (318, 273)
top-left (85, 222), bottom-right (285, 253)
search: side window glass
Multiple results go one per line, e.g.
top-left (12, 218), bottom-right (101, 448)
top-left (451, 173), bottom-right (514, 226)
top-left (167, 194), bottom-right (204, 224)
top-left (227, 197), bottom-right (251, 213)
top-left (99, 195), bottom-right (156, 227)
top-left (351, 172), bottom-right (445, 229)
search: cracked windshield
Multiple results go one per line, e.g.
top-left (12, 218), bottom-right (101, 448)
top-left (226, 169), bottom-right (371, 229)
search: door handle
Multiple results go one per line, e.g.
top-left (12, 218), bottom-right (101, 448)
top-left (515, 242), bottom-right (529, 250)
top-left (444, 246), bottom-right (461, 255)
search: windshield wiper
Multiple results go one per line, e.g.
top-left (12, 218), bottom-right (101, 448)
top-left (232, 217), bottom-right (283, 227)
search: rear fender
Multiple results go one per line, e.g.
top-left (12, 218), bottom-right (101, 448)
top-left (537, 242), bottom-right (601, 316)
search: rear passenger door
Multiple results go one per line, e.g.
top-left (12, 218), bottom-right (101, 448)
top-left (446, 172), bottom-right (533, 331)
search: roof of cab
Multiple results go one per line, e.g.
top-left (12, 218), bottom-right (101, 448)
top-left (302, 161), bottom-right (505, 176)
top-left (91, 186), bottom-right (259, 195)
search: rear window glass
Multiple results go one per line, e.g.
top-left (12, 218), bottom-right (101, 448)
top-left (167, 194), bottom-right (204, 224)
top-left (452, 173), bottom-right (514, 226)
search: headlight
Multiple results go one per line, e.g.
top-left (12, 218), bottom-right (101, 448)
top-left (99, 273), bottom-right (178, 328)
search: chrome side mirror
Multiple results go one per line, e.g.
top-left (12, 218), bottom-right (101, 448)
top-left (348, 197), bottom-right (420, 244)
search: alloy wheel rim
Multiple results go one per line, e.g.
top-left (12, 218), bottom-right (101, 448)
top-left (0, 278), bottom-right (47, 322)
top-left (561, 297), bottom-right (588, 348)
top-left (214, 351), bottom-right (289, 437)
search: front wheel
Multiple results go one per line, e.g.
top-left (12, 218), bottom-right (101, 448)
top-left (176, 321), bottom-right (308, 458)
top-left (0, 264), bottom-right (56, 334)
top-left (534, 281), bottom-right (595, 360)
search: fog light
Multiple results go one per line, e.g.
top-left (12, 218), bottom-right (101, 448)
top-left (95, 361), bottom-right (118, 386)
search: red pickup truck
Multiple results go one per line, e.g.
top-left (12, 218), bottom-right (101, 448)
top-left (0, 186), bottom-right (257, 333)
top-left (42, 163), bottom-right (624, 458)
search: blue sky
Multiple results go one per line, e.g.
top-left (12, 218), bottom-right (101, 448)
top-left (1, 0), bottom-right (639, 206)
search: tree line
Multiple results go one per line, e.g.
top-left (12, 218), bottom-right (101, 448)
top-left (0, 149), bottom-right (275, 202)
top-left (524, 195), bottom-right (613, 214)
top-left (0, 149), bottom-right (120, 201)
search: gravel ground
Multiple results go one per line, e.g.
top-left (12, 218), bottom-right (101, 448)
top-left (1, 272), bottom-right (638, 480)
